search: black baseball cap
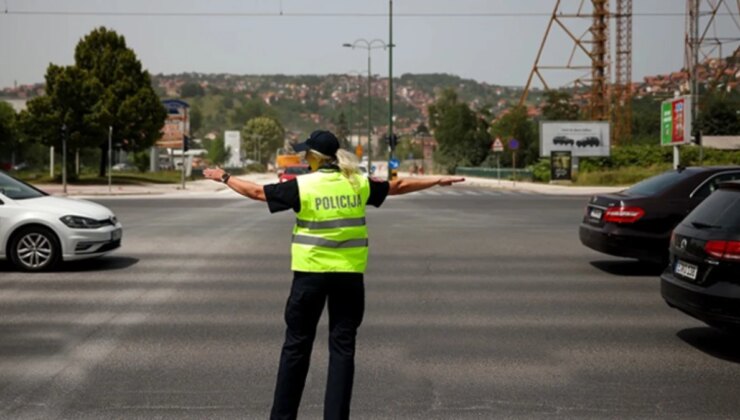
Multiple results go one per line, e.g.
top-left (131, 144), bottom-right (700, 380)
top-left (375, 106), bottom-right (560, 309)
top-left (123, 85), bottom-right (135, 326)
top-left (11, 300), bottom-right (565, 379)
top-left (291, 130), bottom-right (340, 157)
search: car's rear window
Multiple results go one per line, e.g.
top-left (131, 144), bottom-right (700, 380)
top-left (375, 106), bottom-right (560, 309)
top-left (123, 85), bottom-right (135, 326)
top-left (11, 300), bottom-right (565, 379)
top-left (623, 170), bottom-right (693, 196)
top-left (684, 189), bottom-right (740, 230)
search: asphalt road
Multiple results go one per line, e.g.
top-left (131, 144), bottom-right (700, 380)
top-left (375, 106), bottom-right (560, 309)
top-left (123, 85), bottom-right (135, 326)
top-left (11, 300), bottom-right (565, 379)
top-left (2, 187), bottom-right (739, 419)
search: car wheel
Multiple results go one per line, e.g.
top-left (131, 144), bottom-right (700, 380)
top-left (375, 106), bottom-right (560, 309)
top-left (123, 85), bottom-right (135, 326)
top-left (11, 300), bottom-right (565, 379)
top-left (9, 226), bottom-right (61, 272)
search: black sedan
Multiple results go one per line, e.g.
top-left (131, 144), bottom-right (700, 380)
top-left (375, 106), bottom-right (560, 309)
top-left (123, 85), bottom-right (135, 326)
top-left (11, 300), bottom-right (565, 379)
top-left (661, 181), bottom-right (740, 331)
top-left (579, 166), bottom-right (740, 264)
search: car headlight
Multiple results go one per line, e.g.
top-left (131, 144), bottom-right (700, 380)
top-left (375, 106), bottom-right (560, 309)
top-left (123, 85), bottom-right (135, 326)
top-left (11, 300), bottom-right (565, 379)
top-left (60, 215), bottom-right (105, 229)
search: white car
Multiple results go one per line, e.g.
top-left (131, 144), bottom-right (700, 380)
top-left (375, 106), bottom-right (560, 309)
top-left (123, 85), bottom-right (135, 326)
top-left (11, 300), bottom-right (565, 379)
top-left (0, 171), bottom-right (123, 271)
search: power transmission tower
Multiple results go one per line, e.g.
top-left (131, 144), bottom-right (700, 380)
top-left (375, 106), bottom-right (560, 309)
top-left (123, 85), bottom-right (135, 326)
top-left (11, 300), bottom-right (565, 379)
top-left (521, 0), bottom-right (639, 146)
top-left (685, 0), bottom-right (740, 132)
top-left (591, 0), bottom-right (610, 121)
top-left (613, 0), bottom-right (633, 145)
top-left (520, 0), bottom-right (612, 121)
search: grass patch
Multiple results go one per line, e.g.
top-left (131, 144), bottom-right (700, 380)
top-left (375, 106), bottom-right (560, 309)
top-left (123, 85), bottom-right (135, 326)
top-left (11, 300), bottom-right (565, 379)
top-left (574, 164), bottom-right (672, 186)
top-left (14, 171), bottom-right (194, 185)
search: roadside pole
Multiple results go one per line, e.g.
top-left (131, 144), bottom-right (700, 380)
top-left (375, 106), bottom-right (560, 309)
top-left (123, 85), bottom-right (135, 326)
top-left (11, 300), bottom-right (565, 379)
top-left (50, 147), bottom-right (54, 179)
top-left (492, 137), bottom-right (504, 186)
top-left (508, 138), bottom-right (519, 187)
top-left (181, 139), bottom-right (186, 190)
top-left (673, 145), bottom-right (680, 169)
top-left (61, 124), bottom-right (67, 195)
top-left (108, 126), bottom-right (112, 193)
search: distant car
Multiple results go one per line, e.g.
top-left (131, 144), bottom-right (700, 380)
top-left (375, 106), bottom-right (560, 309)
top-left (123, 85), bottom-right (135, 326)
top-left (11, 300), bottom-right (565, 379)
top-left (112, 163), bottom-right (136, 172)
top-left (553, 136), bottom-right (574, 146)
top-left (12, 162), bottom-right (28, 171)
top-left (579, 166), bottom-right (740, 264)
top-left (576, 137), bottom-right (600, 147)
top-left (0, 171), bottom-right (123, 271)
top-left (661, 181), bottom-right (740, 332)
top-left (278, 164), bottom-right (310, 183)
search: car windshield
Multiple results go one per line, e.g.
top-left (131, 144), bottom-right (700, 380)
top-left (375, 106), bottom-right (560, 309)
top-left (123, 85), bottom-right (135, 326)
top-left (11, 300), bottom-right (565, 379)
top-left (623, 170), bottom-right (693, 196)
top-left (0, 172), bottom-right (47, 200)
top-left (684, 189), bottom-right (740, 231)
top-left (285, 166), bottom-right (308, 174)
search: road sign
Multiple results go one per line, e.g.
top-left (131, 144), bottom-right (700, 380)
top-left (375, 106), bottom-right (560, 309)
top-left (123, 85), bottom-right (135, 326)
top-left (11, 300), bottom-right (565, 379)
top-left (508, 139), bottom-right (519, 150)
top-left (388, 158), bottom-right (400, 169)
top-left (661, 96), bottom-right (692, 146)
top-left (492, 137), bottom-right (504, 153)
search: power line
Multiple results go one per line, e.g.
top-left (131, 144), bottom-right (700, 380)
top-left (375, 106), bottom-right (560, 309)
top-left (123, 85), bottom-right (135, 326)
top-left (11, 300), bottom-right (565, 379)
top-left (3, 10), bottom-right (739, 18)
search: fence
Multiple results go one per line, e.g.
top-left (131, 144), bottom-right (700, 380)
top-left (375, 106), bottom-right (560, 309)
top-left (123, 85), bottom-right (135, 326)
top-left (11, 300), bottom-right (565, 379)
top-left (455, 167), bottom-right (534, 181)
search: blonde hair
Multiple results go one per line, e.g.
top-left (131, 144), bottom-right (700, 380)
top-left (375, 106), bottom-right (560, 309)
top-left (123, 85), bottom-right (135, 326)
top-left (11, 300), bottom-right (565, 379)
top-left (308, 148), bottom-right (361, 191)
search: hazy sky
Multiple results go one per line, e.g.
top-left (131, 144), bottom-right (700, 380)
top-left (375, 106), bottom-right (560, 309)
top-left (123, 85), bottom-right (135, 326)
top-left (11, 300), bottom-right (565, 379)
top-left (1, 0), bottom-right (738, 89)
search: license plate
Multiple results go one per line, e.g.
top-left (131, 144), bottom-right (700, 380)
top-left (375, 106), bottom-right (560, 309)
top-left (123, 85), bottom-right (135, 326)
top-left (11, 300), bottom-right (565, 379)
top-left (589, 208), bottom-right (603, 220)
top-left (111, 229), bottom-right (122, 241)
top-left (675, 259), bottom-right (698, 280)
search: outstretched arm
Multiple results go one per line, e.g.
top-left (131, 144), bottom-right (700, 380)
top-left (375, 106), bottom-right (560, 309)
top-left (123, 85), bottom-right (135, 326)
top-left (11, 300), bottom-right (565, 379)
top-left (203, 167), bottom-right (266, 202)
top-left (388, 176), bottom-right (465, 196)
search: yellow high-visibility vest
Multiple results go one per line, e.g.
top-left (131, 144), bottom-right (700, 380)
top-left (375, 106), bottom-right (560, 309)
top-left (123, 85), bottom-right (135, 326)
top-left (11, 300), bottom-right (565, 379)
top-left (292, 169), bottom-right (370, 273)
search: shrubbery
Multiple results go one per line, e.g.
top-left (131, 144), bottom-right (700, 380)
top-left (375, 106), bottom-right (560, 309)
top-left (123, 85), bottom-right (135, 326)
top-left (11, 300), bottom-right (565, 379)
top-left (526, 145), bottom-right (740, 185)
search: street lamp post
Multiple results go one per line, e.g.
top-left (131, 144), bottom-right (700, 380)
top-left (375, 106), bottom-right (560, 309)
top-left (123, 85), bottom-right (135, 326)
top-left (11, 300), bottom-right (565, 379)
top-left (388, 0), bottom-right (394, 180)
top-left (61, 124), bottom-right (67, 194)
top-left (343, 39), bottom-right (388, 177)
top-left (342, 71), bottom-right (364, 150)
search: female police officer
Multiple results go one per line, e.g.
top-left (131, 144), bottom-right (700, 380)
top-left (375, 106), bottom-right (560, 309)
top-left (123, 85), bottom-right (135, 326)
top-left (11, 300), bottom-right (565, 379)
top-left (203, 130), bottom-right (464, 420)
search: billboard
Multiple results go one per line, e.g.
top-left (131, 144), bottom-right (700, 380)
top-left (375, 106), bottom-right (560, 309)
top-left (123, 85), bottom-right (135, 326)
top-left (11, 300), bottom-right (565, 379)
top-left (661, 96), bottom-right (692, 146)
top-left (540, 121), bottom-right (611, 157)
top-left (224, 131), bottom-right (241, 168)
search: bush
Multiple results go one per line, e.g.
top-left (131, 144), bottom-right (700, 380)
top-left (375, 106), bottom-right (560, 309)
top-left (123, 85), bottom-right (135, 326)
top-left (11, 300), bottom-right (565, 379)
top-left (579, 145), bottom-right (740, 171)
top-left (575, 164), bottom-right (672, 186)
top-left (132, 150), bottom-right (150, 172)
top-left (529, 158), bottom-right (551, 182)
top-left (245, 163), bottom-right (266, 173)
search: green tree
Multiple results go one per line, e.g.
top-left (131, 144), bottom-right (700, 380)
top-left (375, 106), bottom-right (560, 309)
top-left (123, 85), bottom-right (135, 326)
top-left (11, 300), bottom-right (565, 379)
top-left (631, 97), bottom-right (661, 144)
top-left (231, 99), bottom-right (278, 129)
top-left (333, 112), bottom-right (350, 149)
top-left (204, 136), bottom-right (231, 166)
top-left (190, 105), bottom-right (203, 136)
top-left (19, 27), bottom-right (166, 177)
top-left (697, 93), bottom-right (740, 135)
top-left (542, 91), bottom-right (581, 121)
top-left (180, 82), bottom-right (204, 98)
top-left (0, 102), bottom-right (18, 162)
top-left (394, 135), bottom-right (423, 160)
top-left (489, 105), bottom-right (539, 167)
top-left (242, 117), bottom-right (285, 166)
top-left (427, 89), bottom-right (491, 172)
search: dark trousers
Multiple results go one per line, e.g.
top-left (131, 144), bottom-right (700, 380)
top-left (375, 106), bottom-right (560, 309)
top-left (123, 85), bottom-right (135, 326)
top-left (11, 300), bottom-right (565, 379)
top-left (270, 271), bottom-right (365, 420)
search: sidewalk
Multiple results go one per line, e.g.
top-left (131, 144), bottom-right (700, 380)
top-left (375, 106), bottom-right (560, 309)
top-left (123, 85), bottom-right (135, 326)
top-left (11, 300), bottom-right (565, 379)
top-left (32, 172), bottom-right (625, 197)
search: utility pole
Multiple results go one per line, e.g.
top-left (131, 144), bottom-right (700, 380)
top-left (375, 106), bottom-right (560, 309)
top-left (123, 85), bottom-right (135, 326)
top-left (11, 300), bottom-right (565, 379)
top-left (61, 124), bottom-right (67, 194)
top-left (108, 126), bottom-right (113, 193)
top-left (367, 53), bottom-right (372, 174)
top-left (387, 0), bottom-right (394, 180)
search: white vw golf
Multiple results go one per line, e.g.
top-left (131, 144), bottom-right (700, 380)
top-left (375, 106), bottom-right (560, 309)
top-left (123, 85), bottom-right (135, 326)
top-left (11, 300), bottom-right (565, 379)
top-left (0, 171), bottom-right (122, 271)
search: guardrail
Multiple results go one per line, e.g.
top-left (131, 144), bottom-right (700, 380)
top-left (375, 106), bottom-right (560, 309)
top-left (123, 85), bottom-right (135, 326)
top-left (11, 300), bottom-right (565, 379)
top-left (455, 167), bottom-right (534, 181)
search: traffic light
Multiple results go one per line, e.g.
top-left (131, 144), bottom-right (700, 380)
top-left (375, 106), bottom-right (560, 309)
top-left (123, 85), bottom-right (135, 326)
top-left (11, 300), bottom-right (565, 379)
top-left (387, 134), bottom-right (398, 151)
top-left (183, 135), bottom-right (190, 152)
